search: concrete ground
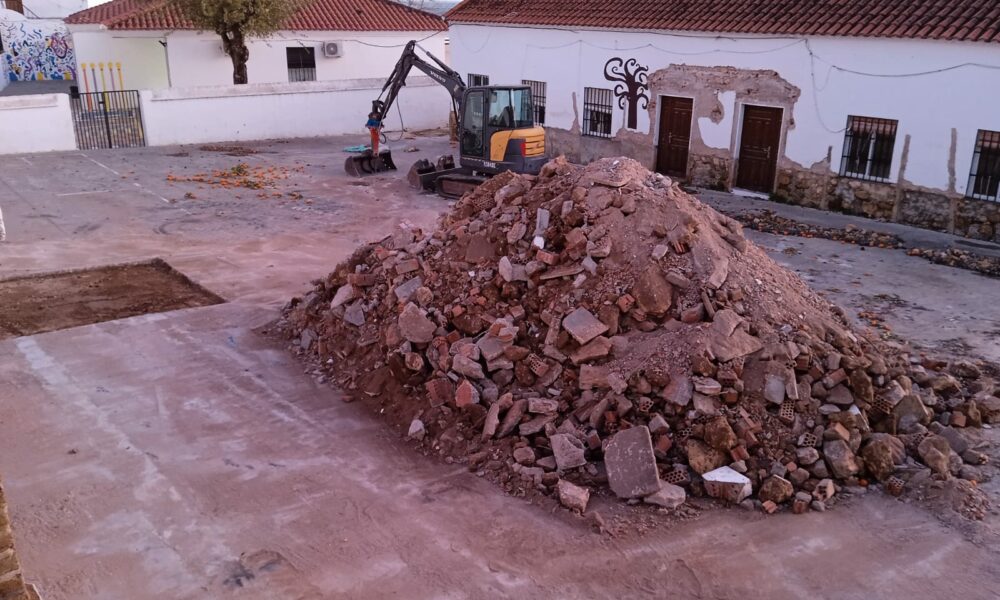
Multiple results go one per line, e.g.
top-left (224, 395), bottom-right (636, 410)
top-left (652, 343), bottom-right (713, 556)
top-left (1, 137), bottom-right (999, 599)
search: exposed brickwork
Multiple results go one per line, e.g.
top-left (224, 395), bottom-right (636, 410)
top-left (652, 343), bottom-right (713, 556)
top-left (0, 478), bottom-right (32, 600)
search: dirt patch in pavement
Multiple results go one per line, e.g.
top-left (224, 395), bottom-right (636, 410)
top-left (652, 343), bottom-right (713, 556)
top-left (0, 259), bottom-right (223, 339)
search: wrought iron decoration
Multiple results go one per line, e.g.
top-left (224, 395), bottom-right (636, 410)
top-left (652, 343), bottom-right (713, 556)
top-left (604, 57), bottom-right (649, 130)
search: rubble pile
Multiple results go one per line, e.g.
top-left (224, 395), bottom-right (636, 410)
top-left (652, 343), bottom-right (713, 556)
top-left (906, 247), bottom-right (1000, 279)
top-left (280, 157), bottom-right (998, 516)
top-left (734, 209), bottom-right (1000, 279)
top-left (733, 210), bottom-right (904, 249)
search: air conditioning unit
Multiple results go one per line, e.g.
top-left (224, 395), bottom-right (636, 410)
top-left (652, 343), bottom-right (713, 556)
top-left (322, 41), bottom-right (344, 58)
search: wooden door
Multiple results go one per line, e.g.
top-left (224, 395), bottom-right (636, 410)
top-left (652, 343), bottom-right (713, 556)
top-left (736, 105), bottom-right (783, 192)
top-left (656, 96), bottom-right (693, 177)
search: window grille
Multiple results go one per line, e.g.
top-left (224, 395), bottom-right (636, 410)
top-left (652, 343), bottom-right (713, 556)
top-left (467, 73), bottom-right (489, 87)
top-left (286, 47), bottom-right (316, 82)
top-left (967, 129), bottom-right (1000, 201)
top-left (522, 80), bottom-right (546, 125)
top-left (839, 116), bottom-right (898, 181)
top-left (583, 87), bottom-right (613, 139)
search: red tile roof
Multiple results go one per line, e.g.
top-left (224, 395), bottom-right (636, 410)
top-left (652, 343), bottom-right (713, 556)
top-left (67, 0), bottom-right (447, 32)
top-left (446, 0), bottom-right (1000, 44)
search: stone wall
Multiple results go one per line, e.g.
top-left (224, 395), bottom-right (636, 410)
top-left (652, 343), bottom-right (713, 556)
top-left (955, 196), bottom-right (1000, 242)
top-left (896, 188), bottom-right (955, 235)
top-left (688, 153), bottom-right (732, 190)
top-left (774, 165), bottom-right (1000, 241)
top-left (0, 478), bottom-right (35, 600)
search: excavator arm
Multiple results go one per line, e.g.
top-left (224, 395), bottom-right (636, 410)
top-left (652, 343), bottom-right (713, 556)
top-left (344, 40), bottom-right (465, 177)
top-left (371, 40), bottom-right (466, 124)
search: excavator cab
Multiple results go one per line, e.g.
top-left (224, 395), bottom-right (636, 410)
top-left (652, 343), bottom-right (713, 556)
top-left (458, 86), bottom-right (547, 176)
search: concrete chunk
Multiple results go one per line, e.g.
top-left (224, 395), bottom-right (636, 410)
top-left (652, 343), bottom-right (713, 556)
top-left (633, 266), bottom-right (673, 315)
top-left (550, 433), bottom-right (587, 470)
top-left (398, 302), bottom-right (435, 343)
top-left (562, 308), bottom-right (609, 345)
top-left (644, 482), bottom-right (686, 509)
top-left (604, 426), bottom-right (660, 498)
top-left (330, 284), bottom-right (357, 308)
top-left (557, 480), bottom-right (590, 512)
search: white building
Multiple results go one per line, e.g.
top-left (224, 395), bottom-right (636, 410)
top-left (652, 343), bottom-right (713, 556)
top-left (447, 0), bottom-right (1000, 243)
top-left (65, 0), bottom-right (448, 91)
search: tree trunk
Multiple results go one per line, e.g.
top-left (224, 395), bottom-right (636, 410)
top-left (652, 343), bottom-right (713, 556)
top-left (220, 28), bottom-right (250, 85)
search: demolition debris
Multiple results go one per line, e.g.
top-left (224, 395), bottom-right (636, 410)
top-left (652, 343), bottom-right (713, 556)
top-left (280, 157), bottom-right (998, 517)
top-left (734, 209), bottom-right (1000, 279)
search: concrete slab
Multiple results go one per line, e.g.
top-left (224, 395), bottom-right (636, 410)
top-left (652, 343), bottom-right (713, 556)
top-left (0, 140), bottom-right (999, 599)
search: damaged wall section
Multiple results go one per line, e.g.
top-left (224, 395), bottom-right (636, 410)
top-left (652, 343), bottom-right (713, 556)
top-left (449, 24), bottom-right (1000, 242)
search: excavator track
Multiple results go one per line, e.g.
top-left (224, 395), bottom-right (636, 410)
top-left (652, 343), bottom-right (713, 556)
top-left (436, 174), bottom-right (488, 199)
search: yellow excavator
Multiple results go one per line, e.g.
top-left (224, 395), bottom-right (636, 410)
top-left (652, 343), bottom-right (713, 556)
top-left (345, 40), bottom-right (547, 198)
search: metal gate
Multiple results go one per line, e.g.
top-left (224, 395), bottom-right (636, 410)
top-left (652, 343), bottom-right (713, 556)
top-left (69, 89), bottom-right (146, 150)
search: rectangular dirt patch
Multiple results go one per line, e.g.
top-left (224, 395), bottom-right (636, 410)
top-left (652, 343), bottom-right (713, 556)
top-left (0, 259), bottom-right (224, 339)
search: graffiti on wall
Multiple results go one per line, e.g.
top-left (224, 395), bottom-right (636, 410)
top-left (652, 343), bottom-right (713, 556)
top-left (604, 57), bottom-right (649, 130)
top-left (1, 18), bottom-right (76, 82)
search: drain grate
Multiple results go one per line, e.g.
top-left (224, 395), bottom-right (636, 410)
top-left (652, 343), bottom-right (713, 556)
top-left (0, 259), bottom-right (224, 340)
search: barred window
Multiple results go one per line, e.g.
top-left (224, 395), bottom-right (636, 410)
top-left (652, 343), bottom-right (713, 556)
top-left (522, 80), bottom-right (546, 125)
top-left (467, 73), bottom-right (489, 87)
top-left (839, 116), bottom-right (897, 181)
top-left (967, 130), bottom-right (1000, 201)
top-left (583, 87), bottom-right (613, 139)
top-left (286, 47), bottom-right (316, 82)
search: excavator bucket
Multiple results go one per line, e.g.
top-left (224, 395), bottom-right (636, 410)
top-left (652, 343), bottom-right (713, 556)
top-left (406, 155), bottom-right (460, 192)
top-left (344, 149), bottom-right (397, 177)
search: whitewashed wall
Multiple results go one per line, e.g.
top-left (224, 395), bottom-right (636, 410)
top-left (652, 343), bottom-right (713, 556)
top-left (0, 94), bottom-right (76, 154)
top-left (68, 28), bottom-right (447, 90)
top-left (140, 77), bottom-right (450, 146)
top-left (449, 24), bottom-right (1000, 195)
top-left (70, 28), bottom-right (172, 90)
top-left (165, 30), bottom-right (447, 88)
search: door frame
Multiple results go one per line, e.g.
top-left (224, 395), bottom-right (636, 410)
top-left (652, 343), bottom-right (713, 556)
top-left (653, 94), bottom-right (695, 178)
top-left (731, 101), bottom-right (786, 194)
